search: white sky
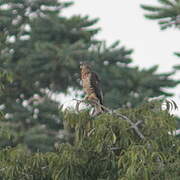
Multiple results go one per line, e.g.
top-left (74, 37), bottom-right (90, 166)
top-left (61, 0), bottom-right (180, 115)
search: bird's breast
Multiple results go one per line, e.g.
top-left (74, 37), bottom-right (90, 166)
top-left (81, 73), bottom-right (93, 94)
top-left (81, 72), bottom-right (89, 79)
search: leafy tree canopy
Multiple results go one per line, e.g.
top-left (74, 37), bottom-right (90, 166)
top-left (0, 102), bottom-right (180, 179)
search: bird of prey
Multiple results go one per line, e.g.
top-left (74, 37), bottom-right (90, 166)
top-left (80, 62), bottom-right (104, 115)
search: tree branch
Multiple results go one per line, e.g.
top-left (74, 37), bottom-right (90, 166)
top-left (72, 99), bottom-right (145, 140)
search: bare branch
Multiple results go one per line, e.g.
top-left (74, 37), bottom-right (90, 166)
top-left (87, 128), bottom-right (96, 137)
top-left (72, 99), bottom-right (85, 112)
top-left (110, 147), bottom-right (121, 151)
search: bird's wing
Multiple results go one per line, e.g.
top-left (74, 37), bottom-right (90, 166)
top-left (90, 71), bottom-right (103, 105)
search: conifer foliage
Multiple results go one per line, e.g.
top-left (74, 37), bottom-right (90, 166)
top-left (141, 0), bottom-right (180, 69)
top-left (0, 0), bottom-right (100, 152)
top-left (141, 0), bottom-right (180, 30)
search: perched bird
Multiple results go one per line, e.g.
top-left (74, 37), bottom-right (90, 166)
top-left (80, 62), bottom-right (104, 115)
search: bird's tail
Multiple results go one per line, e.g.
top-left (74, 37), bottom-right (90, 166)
top-left (95, 100), bottom-right (107, 114)
top-left (100, 102), bottom-right (107, 112)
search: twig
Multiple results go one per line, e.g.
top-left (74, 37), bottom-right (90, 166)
top-left (72, 99), bottom-right (85, 112)
top-left (110, 147), bottom-right (121, 151)
top-left (108, 108), bottom-right (145, 140)
top-left (87, 128), bottom-right (96, 137)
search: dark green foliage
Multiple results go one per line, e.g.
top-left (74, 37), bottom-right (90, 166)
top-left (99, 62), bottom-right (179, 108)
top-left (76, 40), bottom-right (179, 108)
top-left (0, 0), bottom-right (99, 152)
top-left (0, 0), bottom-right (101, 151)
top-left (176, 117), bottom-right (180, 129)
top-left (141, 0), bottom-right (180, 131)
top-left (0, 104), bottom-right (180, 179)
top-left (141, 0), bottom-right (180, 30)
top-left (141, 0), bottom-right (180, 133)
top-left (173, 52), bottom-right (180, 70)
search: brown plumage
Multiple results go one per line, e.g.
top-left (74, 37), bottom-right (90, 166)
top-left (80, 62), bottom-right (104, 115)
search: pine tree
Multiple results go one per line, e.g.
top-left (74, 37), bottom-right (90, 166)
top-left (0, 0), bottom-right (100, 152)
top-left (0, 0), bottom-right (89, 152)
top-left (141, 0), bottom-right (180, 128)
top-left (92, 42), bottom-right (179, 108)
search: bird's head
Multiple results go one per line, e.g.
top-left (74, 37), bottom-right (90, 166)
top-left (80, 62), bottom-right (91, 73)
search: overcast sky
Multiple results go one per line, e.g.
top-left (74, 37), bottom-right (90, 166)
top-left (61, 0), bottom-right (180, 115)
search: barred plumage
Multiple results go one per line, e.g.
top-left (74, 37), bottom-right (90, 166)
top-left (80, 62), bottom-right (104, 115)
